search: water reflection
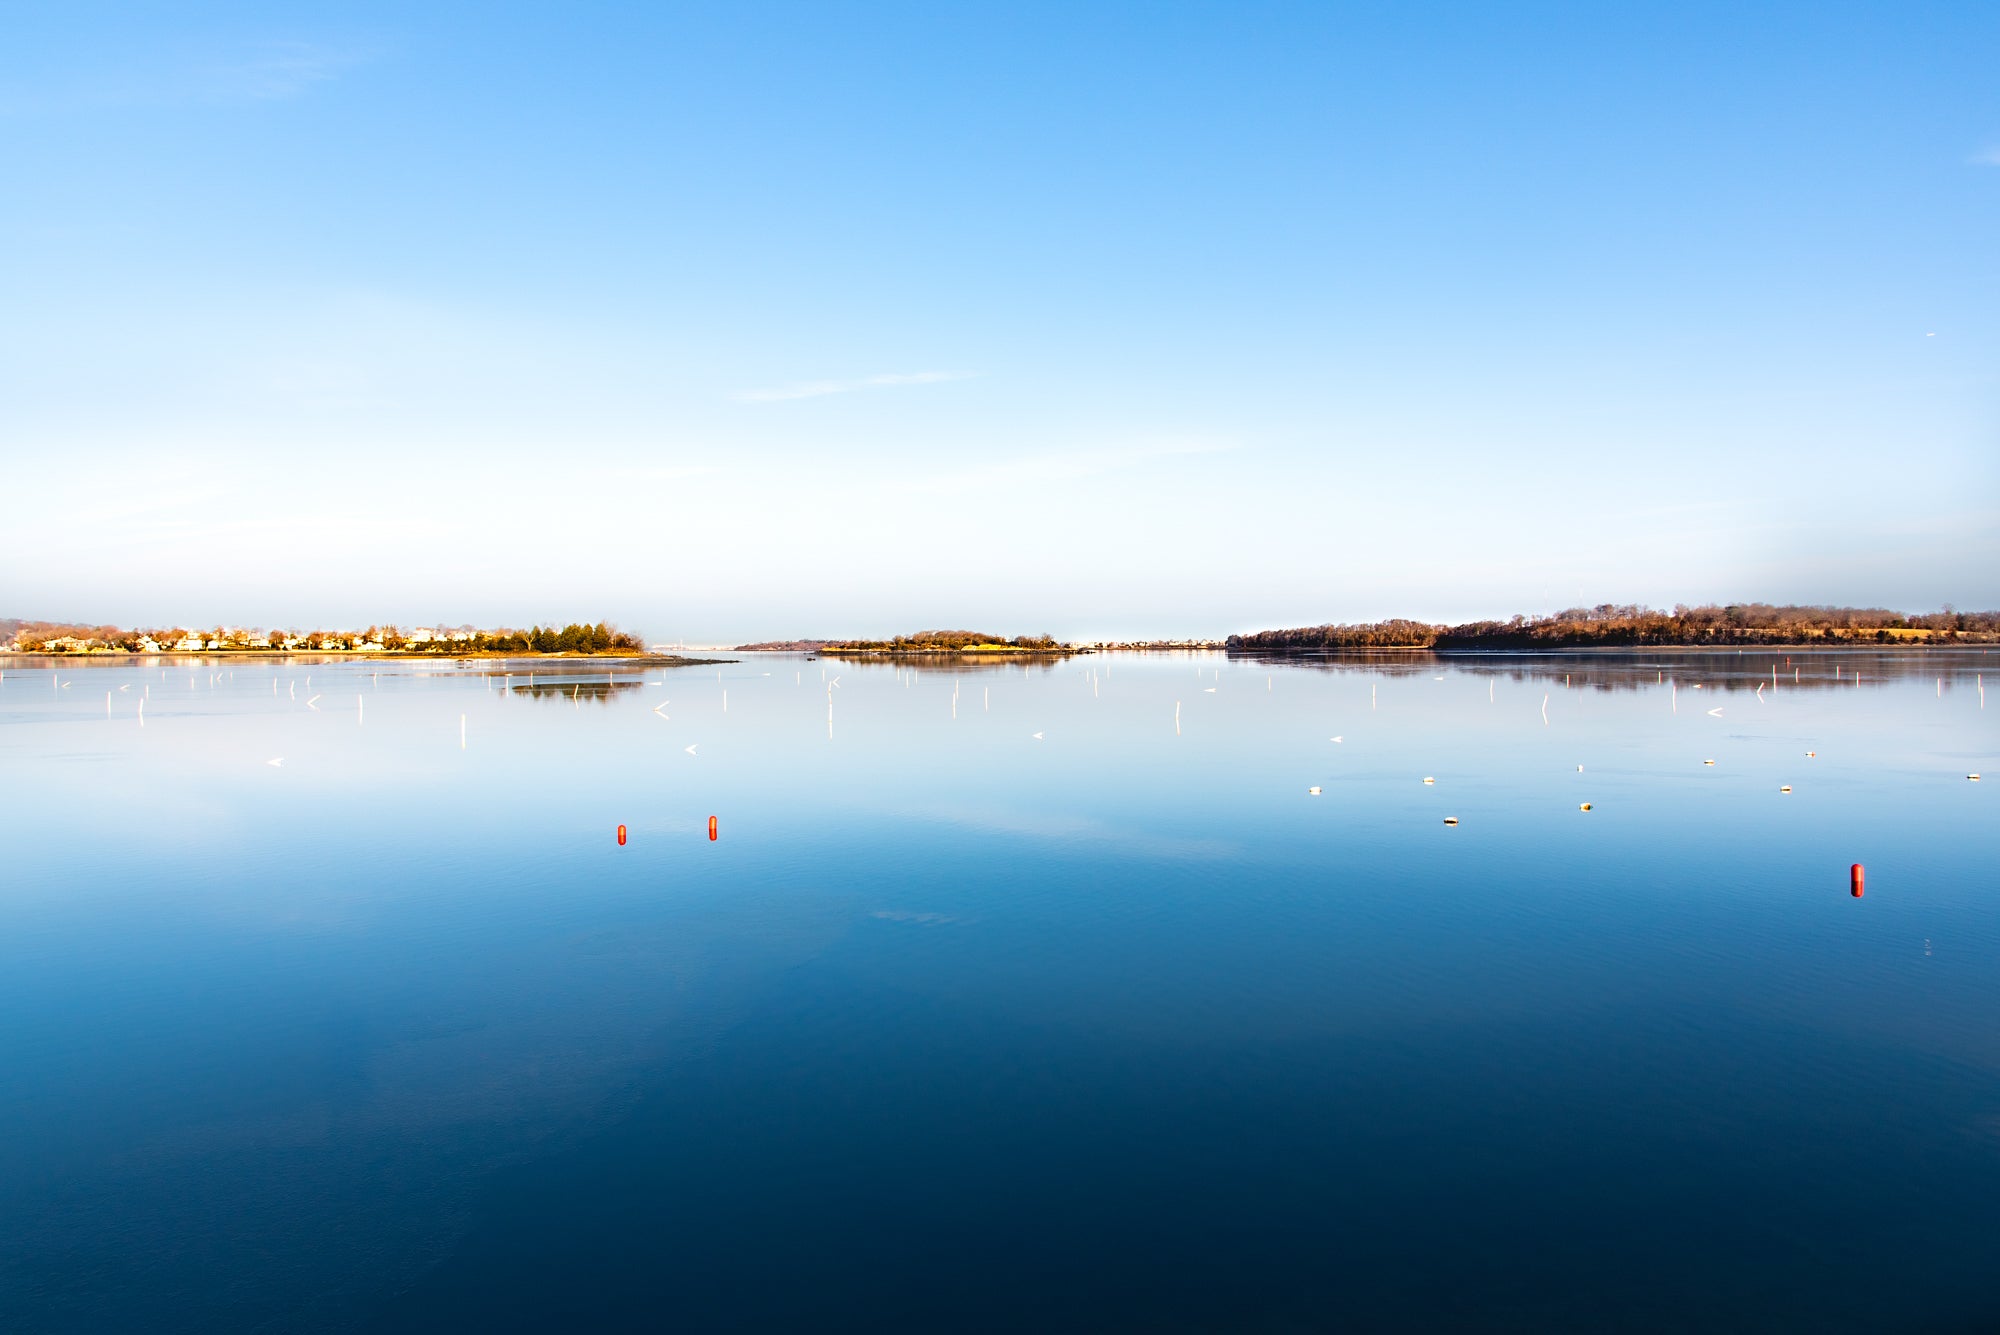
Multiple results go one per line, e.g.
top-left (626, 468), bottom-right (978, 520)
top-left (508, 680), bottom-right (647, 704)
top-left (1224, 647), bottom-right (1998, 693)
top-left (818, 654), bottom-right (1074, 678)
top-left (1, 646), bottom-right (1995, 1331)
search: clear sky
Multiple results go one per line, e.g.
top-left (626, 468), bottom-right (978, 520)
top-left (4, 1), bottom-right (1995, 642)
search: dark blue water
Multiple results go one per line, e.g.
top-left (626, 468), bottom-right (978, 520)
top-left (2, 650), bottom-right (1996, 1331)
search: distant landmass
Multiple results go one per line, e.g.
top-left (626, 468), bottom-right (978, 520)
top-left (2, 619), bottom-right (682, 658)
top-left (1228, 604), bottom-right (2000, 650)
top-left (809, 630), bottom-right (1068, 656)
top-left (14, 603), bottom-right (1997, 658)
top-left (734, 634), bottom-right (1228, 653)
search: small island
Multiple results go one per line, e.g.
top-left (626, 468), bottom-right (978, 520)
top-left (744, 629), bottom-right (1072, 657)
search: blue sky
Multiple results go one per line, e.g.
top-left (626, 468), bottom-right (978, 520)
top-left (3, 1), bottom-right (1995, 641)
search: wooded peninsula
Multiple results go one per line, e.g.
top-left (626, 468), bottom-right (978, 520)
top-left (1228, 604), bottom-right (2000, 650)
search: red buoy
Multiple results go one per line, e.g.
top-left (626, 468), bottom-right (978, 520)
top-left (1850, 863), bottom-right (1864, 898)
top-left (617, 824), bottom-right (628, 846)
top-left (708, 816), bottom-right (718, 842)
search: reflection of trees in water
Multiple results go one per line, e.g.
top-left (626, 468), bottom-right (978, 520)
top-left (508, 681), bottom-right (647, 704)
top-left (1226, 648), bottom-right (1999, 692)
top-left (840, 656), bottom-right (1071, 679)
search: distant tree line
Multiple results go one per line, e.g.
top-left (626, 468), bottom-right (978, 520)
top-left (1228, 604), bottom-right (2000, 651)
top-left (825, 629), bottom-right (1063, 652)
top-left (400, 623), bottom-right (643, 654)
top-left (6, 618), bottom-right (644, 654)
top-left (3, 619), bottom-right (133, 651)
top-left (1226, 618), bottom-right (1442, 650)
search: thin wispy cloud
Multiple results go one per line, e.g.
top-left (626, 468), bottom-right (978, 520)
top-left (1973, 145), bottom-right (2000, 166)
top-left (1, 40), bottom-right (366, 116)
top-left (200, 42), bottom-right (358, 103)
top-left (734, 370), bottom-right (973, 403)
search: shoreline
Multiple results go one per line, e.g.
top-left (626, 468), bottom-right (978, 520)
top-left (815, 647), bottom-right (1080, 659)
top-left (0, 650), bottom-right (733, 666)
top-left (1226, 642), bottom-right (2000, 656)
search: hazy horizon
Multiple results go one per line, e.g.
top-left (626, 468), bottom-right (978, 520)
top-left (5, 2), bottom-right (1996, 640)
top-left (5, 596), bottom-right (1998, 651)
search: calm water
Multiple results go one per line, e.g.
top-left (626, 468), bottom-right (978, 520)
top-left (2, 649), bottom-right (1996, 1332)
